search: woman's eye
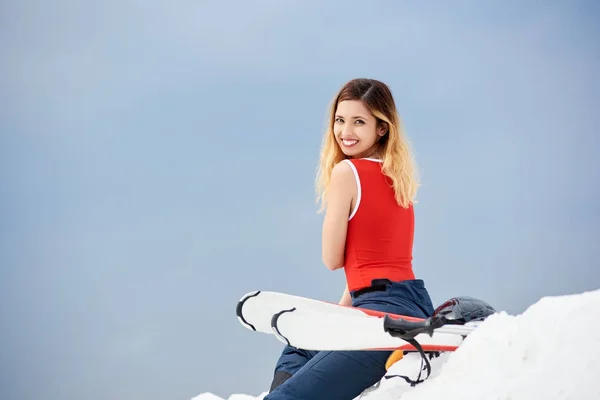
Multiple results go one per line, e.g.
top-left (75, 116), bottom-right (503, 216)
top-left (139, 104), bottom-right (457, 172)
top-left (355, 120), bottom-right (364, 125)
top-left (335, 117), bottom-right (344, 123)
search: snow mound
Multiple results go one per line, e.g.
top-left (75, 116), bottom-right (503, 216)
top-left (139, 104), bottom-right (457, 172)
top-left (193, 289), bottom-right (600, 400)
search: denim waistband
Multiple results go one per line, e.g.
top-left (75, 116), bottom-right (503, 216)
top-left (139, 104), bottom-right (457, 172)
top-left (350, 278), bottom-right (426, 299)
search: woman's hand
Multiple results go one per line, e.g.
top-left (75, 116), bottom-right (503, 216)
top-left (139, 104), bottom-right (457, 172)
top-left (338, 283), bottom-right (352, 306)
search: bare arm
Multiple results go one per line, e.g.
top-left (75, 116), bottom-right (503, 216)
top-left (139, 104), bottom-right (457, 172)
top-left (321, 161), bottom-right (356, 271)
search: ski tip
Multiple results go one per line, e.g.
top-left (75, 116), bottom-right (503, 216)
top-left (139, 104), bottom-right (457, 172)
top-left (270, 307), bottom-right (296, 346)
top-left (236, 290), bottom-right (261, 331)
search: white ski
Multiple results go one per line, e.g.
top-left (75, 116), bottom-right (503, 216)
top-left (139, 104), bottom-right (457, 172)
top-left (236, 290), bottom-right (480, 351)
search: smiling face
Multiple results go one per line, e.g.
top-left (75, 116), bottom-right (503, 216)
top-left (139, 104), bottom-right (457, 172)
top-left (333, 99), bottom-right (386, 159)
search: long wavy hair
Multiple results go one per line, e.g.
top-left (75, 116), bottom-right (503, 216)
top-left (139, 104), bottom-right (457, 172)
top-left (316, 78), bottom-right (419, 211)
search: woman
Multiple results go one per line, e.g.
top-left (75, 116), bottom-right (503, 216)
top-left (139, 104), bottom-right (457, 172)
top-left (265, 78), bottom-right (435, 400)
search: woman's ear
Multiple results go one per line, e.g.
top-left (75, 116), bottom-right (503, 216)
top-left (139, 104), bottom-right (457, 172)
top-left (378, 122), bottom-right (388, 136)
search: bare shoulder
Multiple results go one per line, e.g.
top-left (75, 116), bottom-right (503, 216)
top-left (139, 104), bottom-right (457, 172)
top-left (329, 160), bottom-right (357, 195)
top-left (330, 159), bottom-right (355, 183)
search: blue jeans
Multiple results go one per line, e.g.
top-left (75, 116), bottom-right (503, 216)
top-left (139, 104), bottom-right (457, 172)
top-left (264, 279), bottom-right (435, 400)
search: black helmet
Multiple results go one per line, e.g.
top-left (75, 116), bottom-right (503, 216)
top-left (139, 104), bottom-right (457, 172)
top-left (433, 296), bottom-right (496, 323)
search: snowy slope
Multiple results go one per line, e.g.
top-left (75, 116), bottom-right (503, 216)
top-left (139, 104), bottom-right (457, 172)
top-left (193, 289), bottom-right (600, 400)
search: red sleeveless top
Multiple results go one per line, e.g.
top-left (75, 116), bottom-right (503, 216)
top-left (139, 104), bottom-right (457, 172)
top-left (342, 158), bottom-right (416, 292)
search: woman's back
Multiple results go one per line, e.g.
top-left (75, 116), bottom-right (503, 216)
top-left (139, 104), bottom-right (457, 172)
top-left (343, 158), bottom-right (416, 292)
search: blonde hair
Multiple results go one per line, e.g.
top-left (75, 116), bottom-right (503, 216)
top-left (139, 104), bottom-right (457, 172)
top-left (316, 78), bottom-right (419, 211)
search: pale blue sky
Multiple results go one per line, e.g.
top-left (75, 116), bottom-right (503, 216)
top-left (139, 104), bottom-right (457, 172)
top-left (1, 1), bottom-right (599, 399)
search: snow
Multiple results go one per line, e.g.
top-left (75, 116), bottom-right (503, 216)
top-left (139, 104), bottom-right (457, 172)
top-left (193, 289), bottom-right (600, 400)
